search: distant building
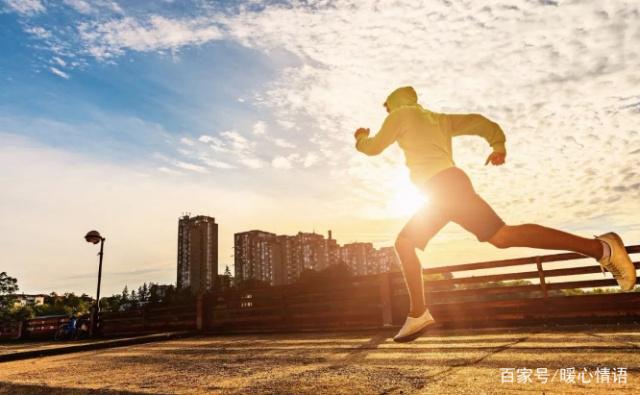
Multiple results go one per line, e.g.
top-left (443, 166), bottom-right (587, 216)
top-left (11, 294), bottom-right (47, 308)
top-left (293, 232), bottom-right (329, 272)
top-left (340, 242), bottom-right (374, 276)
top-left (233, 228), bottom-right (397, 286)
top-left (275, 235), bottom-right (295, 285)
top-left (234, 230), bottom-right (278, 286)
top-left (368, 246), bottom-right (400, 274)
top-left (177, 215), bottom-right (219, 294)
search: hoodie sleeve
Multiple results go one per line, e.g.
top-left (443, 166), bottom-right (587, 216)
top-left (444, 113), bottom-right (506, 153)
top-left (355, 110), bottom-right (403, 156)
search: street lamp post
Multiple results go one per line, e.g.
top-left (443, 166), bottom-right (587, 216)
top-left (85, 230), bottom-right (105, 337)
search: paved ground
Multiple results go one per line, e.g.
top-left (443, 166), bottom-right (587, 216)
top-left (0, 340), bottom-right (96, 356)
top-left (0, 332), bottom-right (191, 362)
top-left (0, 324), bottom-right (638, 394)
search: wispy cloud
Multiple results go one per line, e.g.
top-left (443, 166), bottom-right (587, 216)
top-left (3, 0), bottom-right (45, 15)
top-left (78, 16), bottom-right (224, 59)
top-left (49, 66), bottom-right (70, 79)
top-left (63, 0), bottom-right (122, 15)
top-left (174, 160), bottom-right (208, 174)
top-left (252, 121), bottom-right (266, 135)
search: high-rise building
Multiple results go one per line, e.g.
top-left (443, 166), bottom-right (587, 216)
top-left (177, 215), bottom-right (218, 293)
top-left (368, 246), bottom-right (400, 274)
top-left (339, 242), bottom-right (374, 276)
top-left (234, 230), bottom-right (278, 286)
top-left (294, 232), bottom-right (329, 272)
top-left (275, 235), bottom-right (296, 285)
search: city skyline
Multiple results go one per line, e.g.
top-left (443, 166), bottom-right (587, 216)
top-left (234, 228), bottom-right (398, 287)
top-left (2, 1), bottom-right (639, 297)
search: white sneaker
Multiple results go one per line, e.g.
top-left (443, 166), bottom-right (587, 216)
top-left (595, 232), bottom-right (636, 291)
top-left (393, 309), bottom-right (435, 343)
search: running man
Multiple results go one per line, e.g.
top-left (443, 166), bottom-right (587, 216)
top-left (354, 86), bottom-right (637, 343)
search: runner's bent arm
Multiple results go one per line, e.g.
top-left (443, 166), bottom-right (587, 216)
top-left (355, 110), bottom-right (403, 156)
top-left (445, 113), bottom-right (506, 153)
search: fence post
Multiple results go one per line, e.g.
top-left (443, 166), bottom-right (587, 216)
top-left (535, 256), bottom-right (548, 298)
top-left (17, 320), bottom-right (24, 340)
top-left (196, 293), bottom-right (204, 331)
top-left (379, 272), bottom-right (394, 327)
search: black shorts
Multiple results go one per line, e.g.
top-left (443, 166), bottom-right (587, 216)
top-left (399, 166), bottom-right (505, 250)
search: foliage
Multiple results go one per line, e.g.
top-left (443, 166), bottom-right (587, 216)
top-left (0, 272), bottom-right (20, 321)
top-left (99, 282), bottom-right (194, 312)
top-left (0, 272), bottom-right (19, 296)
top-left (1, 289), bottom-right (93, 322)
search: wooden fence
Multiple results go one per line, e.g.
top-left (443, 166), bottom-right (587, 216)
top-left (0, 320), bottom-right (22, 340)
top-left (205, 245), bottom-right (640, 332)
top-left (99, 304), bottom-right (196, 337)
top-left (2, 245), bottom-right (638, 339)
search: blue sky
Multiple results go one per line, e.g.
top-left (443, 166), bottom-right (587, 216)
top-left (1, 0), bottom-right (639, 296)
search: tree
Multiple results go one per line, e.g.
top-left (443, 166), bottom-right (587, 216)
top-left (0, 272), bottom-right (19, 321)
top-left (0, 272), bottom-right (19, 296)
top-left (121, 286), bottom-right (130, 303)
top-left (138, 283), bottom-right (150, 304)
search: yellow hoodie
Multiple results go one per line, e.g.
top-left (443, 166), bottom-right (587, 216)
top-left (356, 86), bottom-right (506, 188)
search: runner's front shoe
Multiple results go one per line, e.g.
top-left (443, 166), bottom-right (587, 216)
top-left (393, 309), bottom-right (435, 343)
top-left (595, 232), bottom-right (636, 291)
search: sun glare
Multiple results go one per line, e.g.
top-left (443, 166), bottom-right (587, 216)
top-left (387, 177), bottom-right (428, 217)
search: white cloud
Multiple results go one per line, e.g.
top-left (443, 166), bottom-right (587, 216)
top-left (271, 153), bottom-right (301, 170)
top-left (303, 152), bottom-right (318, 168)
top-left (63, 0), bottom-right (92, 14)
top-left (271, 155), bottom-right (292, 169)
top-left (52, 56), bottom-right (66, 67)
top-left (252, 121), bottom-right (266, 135)
top-left (3, 0), bottom-right (45, 15)
top-left (63, 0), bottom-right (123, 14)
top-left (239, 157), bottom-right (264, 169)
top-left (180, 137), bottom-right (195, 146)
top-left (197, 135), bottom-right (216, 144)
top-left (200, 157), bottom-right (234, 169)
top-left (174, 160), bottom-right (208, 173)
top-left (273, 138), bottom-right (295, 148)
top-left (24, 26), bottom-right (51, 39)
top-left (194, 131), bottom-right (264, 169)
top-left (78, 15), bottom-right (224, 59)
top-left (158, 166), bottom-right (182, 175)
top-left (220, 130), bottom-right (249, 152)
top-left (49, 67), bottom-right (70, 79)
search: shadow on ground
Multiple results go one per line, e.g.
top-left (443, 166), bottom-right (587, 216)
top-left (0, 324), bottom-right (638, 394)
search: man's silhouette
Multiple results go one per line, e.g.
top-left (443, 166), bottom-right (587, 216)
top-left (354, 86), bottom-right (636, 342)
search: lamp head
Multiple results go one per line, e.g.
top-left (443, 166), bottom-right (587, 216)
top-left (84, 230), bottom-right (102, 244)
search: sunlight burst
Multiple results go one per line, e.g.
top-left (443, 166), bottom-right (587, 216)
top-left (386, 177), bottom-right (428, 217)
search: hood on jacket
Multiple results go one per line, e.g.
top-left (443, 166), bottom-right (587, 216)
top-left (384, 86), bottom-right (419, 112)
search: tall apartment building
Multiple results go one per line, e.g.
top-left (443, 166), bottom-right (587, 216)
top-left (294, 232), bottom-right (329, 273)
top-left (367, 246), bottom-right (400, 274)
top-left (234, 230), bottom-right (278, 286)
top-left (339, 242), bottom-right (374, 276)
top-left (177, 215), bottom-right (218, 294)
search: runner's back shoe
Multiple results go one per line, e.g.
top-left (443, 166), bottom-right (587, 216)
top-left (595, 232), bottom-right (636, 291)
top-left (393, 309), bottom-right (435, 343)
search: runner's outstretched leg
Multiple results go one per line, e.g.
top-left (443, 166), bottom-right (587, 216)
top-left (487, 224), bottom-right (603, 259)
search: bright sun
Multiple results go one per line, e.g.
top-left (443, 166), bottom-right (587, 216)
top-left (387, 177), bottom-right (429, 217)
